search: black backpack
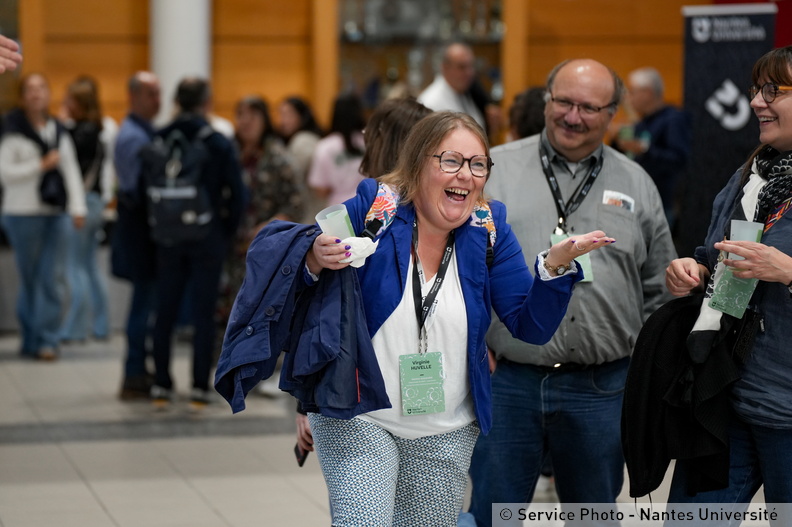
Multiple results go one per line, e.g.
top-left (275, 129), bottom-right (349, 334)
top-left (140, 125), bottom-right (215, 246)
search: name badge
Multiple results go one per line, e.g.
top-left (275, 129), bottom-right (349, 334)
top-left (399, 352), bottom-right (445, 416)
top-left (551, 233), bottom-right (593, 282)
top-left (709, 267), bottom-right (758, 319)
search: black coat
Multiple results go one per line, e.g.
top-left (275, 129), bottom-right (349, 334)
top-left (621, 293), bottom-right (742, 498)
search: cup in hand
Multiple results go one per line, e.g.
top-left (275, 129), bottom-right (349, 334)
top-left (315, 204), bottom-right (355, 239)
top-left (729, 219), bottom-right (763, 260)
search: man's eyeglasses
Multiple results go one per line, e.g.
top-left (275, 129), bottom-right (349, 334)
top-left (432, 150), bottom-right (493, 178)
top-left (547, 94), bottom-right (615, 116)
top-left (748, 82), bottom-right (792, 104)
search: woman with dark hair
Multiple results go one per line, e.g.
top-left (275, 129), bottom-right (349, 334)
top-left (277, 96), bottom-right (323, 179)
top-left (663, 45), bottom-right (792, 521)
top-left (58, 75), bottom-right (115, 342)
top-left (307, 93), bottom-right (366, 205)
top-left (277, 96), bottom-right (323, 221)
top-left (216, 95), bottom-right (305, 330)
top-left (0, 73), bottom-right (86, 360)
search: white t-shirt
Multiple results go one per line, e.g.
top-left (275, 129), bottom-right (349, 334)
top-left (359, 250), bottom-right (475, 439)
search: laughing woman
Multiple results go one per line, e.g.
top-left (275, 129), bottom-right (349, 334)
top-left (296, 112), bottom-right (614, 526)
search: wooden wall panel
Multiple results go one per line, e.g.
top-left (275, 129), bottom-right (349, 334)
top-left (212, 42), bottom-right (311, 117)
top-left (44, 42), bottom-right (149, 120)
top-left (214, 0), bottom-right (309, 38)
top-left (43, 0), bottom-right (147, 38)
top-left (21, 0), bottom-right (715, 132)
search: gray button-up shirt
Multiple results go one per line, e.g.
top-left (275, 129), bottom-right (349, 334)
top-left (485, 131), bottom-right (676, 366)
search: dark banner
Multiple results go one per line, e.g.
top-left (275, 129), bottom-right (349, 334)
top-left (677, 4), bottom-right (776, 257)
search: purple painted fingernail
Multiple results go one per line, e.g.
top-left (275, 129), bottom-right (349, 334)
top-left (569, 239), bottom-right (577, 243)
top-left (335, 239), bottom-right (342, 243)
top-left (345, 252), bottom-right (352, 257)
top-left (345, 245), bottom-right (351, 250)
top-left (593, 239), bottom-right (599, 243)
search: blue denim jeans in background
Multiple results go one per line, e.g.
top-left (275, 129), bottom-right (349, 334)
top-left (468, 358), bottom-right (628, 527)
top-left (665, 416), bottom-right (792, 526)
top-left (60, 191), bottom-right (109, 340)
top-left (1, 214), bottom-right (69, 355)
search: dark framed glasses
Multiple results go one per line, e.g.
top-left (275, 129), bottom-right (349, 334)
top-left (748, 82), bottom-right (792, 104)
top-left (432, 150), bottom-right (493, 178)
top-left (547, 94), bottom-right (616, 116)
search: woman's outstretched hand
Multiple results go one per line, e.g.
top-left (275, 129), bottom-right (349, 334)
top-left (544, 230), bottom-right (616, 273)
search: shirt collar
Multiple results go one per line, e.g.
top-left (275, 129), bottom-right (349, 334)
top-left (539, 129), bottom-right (604, 168)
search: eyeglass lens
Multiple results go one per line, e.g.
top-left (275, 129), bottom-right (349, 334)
top-left (438, 151), bottom-right (490, 177)
top-left (750, 83), bottom-right (790, 103)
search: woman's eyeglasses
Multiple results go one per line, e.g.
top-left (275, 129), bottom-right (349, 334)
top-left (432, 151), bottom-right (493, 178)
top-left (748, 82), bottom-right (792, 104)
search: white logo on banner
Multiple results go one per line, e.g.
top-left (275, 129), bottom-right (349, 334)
top-left (705, 79), bottom-right (751, 131)
top-left (692, 16), bottom-right (766, 42)
top-left (692, 17), bottom-right (712, 42)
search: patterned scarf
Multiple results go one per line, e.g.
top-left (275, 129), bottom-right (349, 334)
top-left (753, 145), bottom-right (792, 224)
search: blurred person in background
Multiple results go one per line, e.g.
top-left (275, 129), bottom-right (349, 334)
top-left (506, 86), bottom-right (547, 142)
top-left (307, 93), bottom-right (366, 206)
top-left (216, 95), bottom-right (305, 394)
top-left (58, 75), bottom-right (116, 343)
top-left (112, 71), bottom-right (160, 399)
top-left (277, 96), bottom-right (324, 222)
top-left (0, 73), bottom-right (86, 361)
top-left (613, 67), bottom-right (691, 230)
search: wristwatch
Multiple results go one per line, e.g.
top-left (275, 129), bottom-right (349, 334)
top-left (541, 250), bottom-right (569, 276)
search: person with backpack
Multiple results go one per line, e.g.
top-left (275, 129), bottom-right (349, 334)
top-left (0, 73), bottom-right (86, 361)
top-left (146, 77), bottom-right (245, 409)
top-left (216, 111), bottom-right (614, 525)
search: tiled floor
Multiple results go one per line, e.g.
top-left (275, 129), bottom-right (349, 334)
top-left (0, 333), bottom-right (329, 527)
top-left (3, 328), bottom-right (758, 527)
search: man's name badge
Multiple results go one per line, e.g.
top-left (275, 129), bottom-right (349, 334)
top-left (551, 233), bottom-right (593, 282)
top-left (399, 352), bottom-right (445, 416)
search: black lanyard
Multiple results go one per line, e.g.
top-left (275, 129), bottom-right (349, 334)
top-left (539, 142), bottom-right (604, 234)
top-left (412, 221), bottom-right (455, 351)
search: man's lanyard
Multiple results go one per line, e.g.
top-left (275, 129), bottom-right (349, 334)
top-left (539, 142), bottom-right (604, 234)
top-left (412, 221), bottom-right (455, 354)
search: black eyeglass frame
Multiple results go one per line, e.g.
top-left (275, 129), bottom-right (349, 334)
top-left (431, 151), bottom-right (493, 179)
top-left (748, 82), bottom-right (792, 104)
top-left (546, 94), bottom-right (617, 116)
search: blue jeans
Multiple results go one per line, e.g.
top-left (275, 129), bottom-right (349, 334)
top-left (665, 416), bottom-right (792, 526)
top-left (60, 192), bottom-right (109, 340)
top-left (1, 214), bottom-right (69, 355)
top-left (468, 358), bottom-right (628, 527)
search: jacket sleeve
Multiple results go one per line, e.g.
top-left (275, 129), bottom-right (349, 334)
top-left (0, 135), bottom-right (41, 184)
top-left (214, 222), bottom-right (320, 412)
top-left (59, 132), bottom-right (88, 217)
top-left (488, 201), bottom-right (580, 345)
